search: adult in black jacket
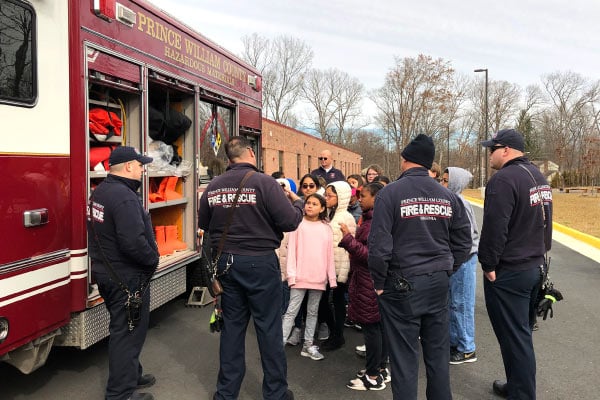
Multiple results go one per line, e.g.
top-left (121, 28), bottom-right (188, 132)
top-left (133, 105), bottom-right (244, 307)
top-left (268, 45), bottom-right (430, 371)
top-left (88, 146), bottom-right (158, 400)
top-left (368, 134), bottom-right (472, 399)
top-left (199, 137), bottom-right (303, 400)
top-left (480, 129), bottom-right (553, 399)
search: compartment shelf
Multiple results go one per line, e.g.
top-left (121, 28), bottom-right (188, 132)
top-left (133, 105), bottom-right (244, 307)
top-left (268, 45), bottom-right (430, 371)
top-left (90, 134), bottom-right (122, 143)
top-left (148, 171), bottom-right (179, 178)
top-left (155, 249), bottom-right (197, 273)
top-left (89, 171), bottom-right (108, 178)
top-left (148, 197), bottom-right (188, 209)
top-left (89, 98), bottom-right (122, 109)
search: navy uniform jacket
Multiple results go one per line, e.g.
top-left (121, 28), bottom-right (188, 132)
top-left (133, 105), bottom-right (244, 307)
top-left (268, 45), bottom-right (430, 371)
top-left (311, 166), bottom-right (345, 184)
top-left (88, 175), bottom-right (159, 277)
top-left (368, 167), bottom-right (472, 290)
top-left (478, 157), bottom-right (553, 272)
top-left (198, 163), bottom-right (304, 255)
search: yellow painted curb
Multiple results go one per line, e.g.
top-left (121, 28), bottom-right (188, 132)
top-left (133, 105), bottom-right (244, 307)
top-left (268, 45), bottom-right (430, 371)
top-left (552, 223), bottom-right (600, 249)
top-left (464, 196), bottom-right (483, 206)
top-left (464, 196), bottom-right (600, 250)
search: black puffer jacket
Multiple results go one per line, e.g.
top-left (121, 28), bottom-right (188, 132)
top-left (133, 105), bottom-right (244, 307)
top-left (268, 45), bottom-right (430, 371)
top-left (339, 209), bottom-right (380, 324)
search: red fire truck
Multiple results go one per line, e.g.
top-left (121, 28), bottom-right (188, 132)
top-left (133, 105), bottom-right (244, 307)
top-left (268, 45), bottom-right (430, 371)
top-left (0, 0), bottom-right (262, 373)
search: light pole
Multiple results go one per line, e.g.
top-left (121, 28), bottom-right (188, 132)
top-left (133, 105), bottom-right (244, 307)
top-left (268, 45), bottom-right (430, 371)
top-left (474, 68), bottom-right (489, 186)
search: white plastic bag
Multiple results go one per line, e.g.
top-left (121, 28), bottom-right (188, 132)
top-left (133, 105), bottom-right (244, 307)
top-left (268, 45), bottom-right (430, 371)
top-left (148, 140), bottom-right (174, 173)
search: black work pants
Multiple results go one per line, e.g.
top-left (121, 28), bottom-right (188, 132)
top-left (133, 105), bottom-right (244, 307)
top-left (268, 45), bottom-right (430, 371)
top-left (214, 252), bottom-right (288, 400)
top-left (362, 321), bottom-right (389, 377)
top-left (484, 267), bottom-right (541, 400)
top-left (94, 270), bottom-right (150, 400)
top-left (318, 282), bottom-right (347, 338)
top-left (378, 270), bottom-right (451, 400)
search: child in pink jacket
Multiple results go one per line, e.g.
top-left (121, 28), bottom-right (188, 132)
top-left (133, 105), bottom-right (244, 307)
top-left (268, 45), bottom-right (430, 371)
top-left (282, 193), bottom-right (337, 361)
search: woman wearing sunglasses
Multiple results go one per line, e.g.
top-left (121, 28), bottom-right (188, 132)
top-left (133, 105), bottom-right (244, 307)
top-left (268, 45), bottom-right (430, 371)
top-left (298, 174), bottom-right (324, 199)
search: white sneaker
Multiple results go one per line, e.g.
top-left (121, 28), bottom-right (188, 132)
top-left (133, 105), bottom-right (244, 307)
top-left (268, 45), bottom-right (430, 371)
top-left (300, 344), bottom-right (325, 360)
top-left (381, 367), bottom-right (391, 383)
top-left (317, 323), bottom-right (329, 340)
top-left (357, 367), bottom-right (391, 383)
top-left (355, 344), bottom-right (366, 358)
top-left (346, 374), bottom-right (386, 391)
top-left (286, 327), bottom-right (302, 346)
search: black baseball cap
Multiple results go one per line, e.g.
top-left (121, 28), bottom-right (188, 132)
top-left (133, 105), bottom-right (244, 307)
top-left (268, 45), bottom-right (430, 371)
top-left (108, 146), bottom-right (153, 166)
top-left (481, 129), bottom-right (525, 152)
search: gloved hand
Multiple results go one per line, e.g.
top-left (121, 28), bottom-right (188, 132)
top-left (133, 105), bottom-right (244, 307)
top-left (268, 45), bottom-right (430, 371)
top-left (209, 306), bottom-right (224, 333)
top-left (536, 287), bottom-right (563, 320)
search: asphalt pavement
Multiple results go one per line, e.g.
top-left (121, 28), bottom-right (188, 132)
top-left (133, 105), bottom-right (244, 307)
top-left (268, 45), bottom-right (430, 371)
top-left (2, 207), bottom-right (599, 400)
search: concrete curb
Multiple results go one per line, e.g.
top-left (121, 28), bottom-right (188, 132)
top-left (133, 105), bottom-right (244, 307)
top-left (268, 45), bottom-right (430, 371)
top-left (552, 223), bottom-right (600, 249)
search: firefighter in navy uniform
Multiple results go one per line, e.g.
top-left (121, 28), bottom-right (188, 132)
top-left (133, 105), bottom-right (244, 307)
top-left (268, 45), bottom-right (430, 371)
top-left (88, 146), bottom-right (159, 400)
top-left (198, 136), bottom-right (304, 400)
top-left (479, 129), bottom-right (553, 399)
top-left (368, 134), bottom-right (472, 400)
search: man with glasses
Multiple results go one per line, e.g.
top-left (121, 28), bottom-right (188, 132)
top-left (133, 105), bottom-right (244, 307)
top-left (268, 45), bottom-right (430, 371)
top-left (480, 129), bottom-right (553, 399)
top-left (87, 146), bottom-right (158, 400)
top-left (199, 136), bottom-right (303, 400)
top-left (311, 149), bottom-right (345, 184)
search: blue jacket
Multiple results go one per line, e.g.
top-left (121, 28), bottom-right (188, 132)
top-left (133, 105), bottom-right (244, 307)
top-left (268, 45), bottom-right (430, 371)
top-left (198, 163), bottom-right (304, 255)
top-left (88, 175), bottom-right (159, 277)
top-left (368, 167), bottom-right (472, 289)
top-left (478, 157), bottom-right (553, 272)
top-left (347, 200), bottom-right (362, 223)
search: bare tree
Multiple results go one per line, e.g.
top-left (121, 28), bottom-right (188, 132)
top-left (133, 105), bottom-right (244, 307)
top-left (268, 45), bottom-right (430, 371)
top-left (523, 84), bottom-right (544, 116)
top-left (517, 84), bottom-right (545, 159)
top-left (488, 80), bottom-right (521, 133)
top-left (301, 68), bottom-right (340, 141)
top-left (437, 73), bottom-right (470, 167)
top-left (240, 33), bottom-right (270, 75)
top-left (301, 68), bottom-right (367, 144)
top-left (540, 71), bottom-right (600, 175)
top-left (331, 72), bottom-right (366, 144)
top-left (347, 130), bottom-right (387, 170)
top-left (0, 3), bottom-right (33, 98)
top-left (371, 54), bottom-right (455, 165)
top-left (240, 34), bottom-right (313, 126)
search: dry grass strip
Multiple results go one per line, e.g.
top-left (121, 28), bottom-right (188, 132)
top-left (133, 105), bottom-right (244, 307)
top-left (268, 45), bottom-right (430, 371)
top-left (463, 189), bottom-right (600, 239)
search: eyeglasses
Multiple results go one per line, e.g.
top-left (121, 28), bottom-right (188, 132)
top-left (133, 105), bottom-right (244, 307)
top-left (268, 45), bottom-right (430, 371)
top-left (318, 157), bottom-right (328, 161)
top-left (489, 145), bottom-right (507, 154)
top-left (325, 193), bottom-right (337, 198)
top-left (302, 183), bottom-right (316, 189)
top-left (440, 178), bottom-right (449, 183)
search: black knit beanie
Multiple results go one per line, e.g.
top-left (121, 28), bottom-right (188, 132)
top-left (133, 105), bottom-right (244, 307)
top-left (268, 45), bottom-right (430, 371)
top-left (401, 134), bottom-right (435, 169)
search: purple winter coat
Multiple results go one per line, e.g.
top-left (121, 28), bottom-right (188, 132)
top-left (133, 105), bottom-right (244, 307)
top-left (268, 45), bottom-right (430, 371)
top-left (338, 209), bottom-right (380, 324)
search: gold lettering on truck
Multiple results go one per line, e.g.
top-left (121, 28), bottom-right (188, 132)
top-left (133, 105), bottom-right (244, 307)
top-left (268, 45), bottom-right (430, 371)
top-left (137, 12), bottom-right (182, 50)
top-left (137, 11), bottom-right (247, 87)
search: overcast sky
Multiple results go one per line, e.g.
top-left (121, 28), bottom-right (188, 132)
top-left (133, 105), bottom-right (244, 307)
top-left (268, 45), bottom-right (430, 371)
top-left (147, 0), bottom-right (599, 91)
